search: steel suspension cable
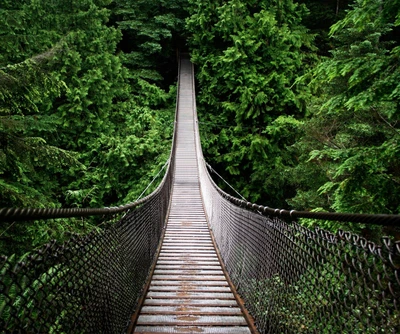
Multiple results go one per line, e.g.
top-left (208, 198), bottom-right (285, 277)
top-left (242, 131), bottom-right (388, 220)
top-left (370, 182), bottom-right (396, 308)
top-left (135, 158), bottom-right (170, 201)
top-left (205, 160), bottom-right (248, 202)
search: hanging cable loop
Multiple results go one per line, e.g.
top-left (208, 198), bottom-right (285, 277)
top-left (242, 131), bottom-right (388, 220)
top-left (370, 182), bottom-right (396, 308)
top-left (205, 160), bottom-right (248, 202)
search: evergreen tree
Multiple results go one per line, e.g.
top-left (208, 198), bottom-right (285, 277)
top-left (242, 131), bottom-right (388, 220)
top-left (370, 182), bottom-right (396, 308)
top-left (290, 0), bottom-right (400, 224)
top-left (0, 0), bottom-right (176, 254)
top-left (113, 0), bottom-right (189, 86)
top-left (296, 0), bottom-right (353, 55)
top-left (16, 0), bottom-right (175, 208)
top-left (0, 0), bottom-right (78, 208)
top-left (187, 0), bottom-right (315, 206)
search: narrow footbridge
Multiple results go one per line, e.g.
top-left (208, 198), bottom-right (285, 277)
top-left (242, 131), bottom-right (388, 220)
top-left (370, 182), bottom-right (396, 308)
top-left (1, 56), bottom-right (399, 333)
top-left (133, 59), bottom-right (252, 333)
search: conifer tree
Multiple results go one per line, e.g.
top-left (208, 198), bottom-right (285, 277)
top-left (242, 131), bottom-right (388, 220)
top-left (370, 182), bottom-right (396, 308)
top-left (290, 0), bottom-right (400, 220)
top-left (0, 0), bottom-right (176, 254)
top-left (187, 0), bottom-right (315, 206)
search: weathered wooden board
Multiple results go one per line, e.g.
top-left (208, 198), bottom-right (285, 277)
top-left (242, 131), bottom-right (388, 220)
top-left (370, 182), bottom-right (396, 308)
top-left (148, 285), bottom-right (232, 293)
top-left (143, 299), bottom-right (239, 307)
top-left (136, 315), bottom-right (248, 326)
top-left (132, 57), bottom-right (252, 334)
top-left (134, 326), bottom-right (251, 334)
top-left (140, 306), bottom-right (243, 315)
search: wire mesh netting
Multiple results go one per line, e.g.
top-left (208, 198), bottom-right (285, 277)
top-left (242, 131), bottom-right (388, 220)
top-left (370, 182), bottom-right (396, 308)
top-left (199, 169), bottom-right (400, 333)
top-left (189, 77), bottom-right (400, 332)
top-left (0, 172), bottom-right (172, 333)
top-left (2, 56), bottom-right (400, 333)
top-left (0, 54), bottom-right (182, 334)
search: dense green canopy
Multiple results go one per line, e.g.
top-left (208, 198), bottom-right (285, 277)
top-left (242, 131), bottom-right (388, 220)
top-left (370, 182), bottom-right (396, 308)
top-left (0, 0), bottom-right (184, 253)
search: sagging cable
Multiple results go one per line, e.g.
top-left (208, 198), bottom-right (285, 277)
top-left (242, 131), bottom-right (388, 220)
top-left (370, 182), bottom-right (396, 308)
top-left (205, 161), bottom-right (248, 202)
top-left (136, 158), bottom-right (170, 202)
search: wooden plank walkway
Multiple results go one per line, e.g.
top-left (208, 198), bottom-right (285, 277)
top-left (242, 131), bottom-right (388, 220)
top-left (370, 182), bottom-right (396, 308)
top-left (133, 58), bottom-right (252, 333)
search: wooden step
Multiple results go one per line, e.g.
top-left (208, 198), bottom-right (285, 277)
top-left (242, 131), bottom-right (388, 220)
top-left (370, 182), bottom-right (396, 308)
top-left (135, 326), bottom-right (251, 333)
top-left (136, 315), bottom-right (248, 326)
top-left (140, 306), bottom-right (243, 315)
top-left (150, 280), bottom-right (231, 288)
top-left (131, 57), bottom-right (252, 334)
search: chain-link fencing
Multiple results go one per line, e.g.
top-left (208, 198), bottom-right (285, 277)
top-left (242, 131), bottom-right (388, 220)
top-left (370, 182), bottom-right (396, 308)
top-left (198, 160), bottom-right (400, 333)
top-left (0, 166), bottom-right (172, 333)
top-left (187, 58), bottom-right (400, 331)
top-left (0, 56), bottom-right (182, 334)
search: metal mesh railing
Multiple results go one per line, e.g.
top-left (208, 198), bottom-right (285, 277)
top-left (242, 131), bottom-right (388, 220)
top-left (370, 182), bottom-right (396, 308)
top-left (189, 68), bottom-right (400, 333)
top-left (196, 153), bottom-right (400, 333)
top-left (0, 171), bottom-right (173, 333)
top-left (202, 190), bottom-right (399, 333)
top-left (0, 56), bottom-right (183, 334)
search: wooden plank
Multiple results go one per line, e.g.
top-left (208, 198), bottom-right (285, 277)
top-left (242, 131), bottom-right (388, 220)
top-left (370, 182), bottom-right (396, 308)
top-left (143, 299), bottom-right (239, 307)
top-left (165, 228), bottom-right (208, 231)
top-left (161, 241), bottom-right (213, 245)
top-left (166, 222), bottom-right (207, 224)
top-left (148, 286), bottom-right (231, 293)
top-left (164, 231), bottom-right (210, 234)
top-left (162, 244), bottom-right (213, 248)
top-left (158, 252), bottom-right (216, 256)
top-left (150, 280), bottom-right (228, 287)
top-left (160, 247), bottom-right (215, 251)
top-left (165, 230), bottom-right (209, 233)
top-left (166, 224), bottom-right (207, 227)
top-left (151, 275), bottom-right (227, 281)
top-left (157, 258), bottom-right (219, 262)
top-left (161, 247), bottom-right (214, 251)
top-left (162, 242), bottom-right (213, 246)
top-left (154, 269), bottom-right (224, 275)
top-left (146, 291), bottom-right (235, 299)
top-left (167, 226), bottom-right (208, 231)
top-left (157, 259), bottom-right (219, 264)
top-left (140, 306), bottom-right (243, 315)
top-left (134, 326), bottom-right (251, 334)
top-left (157, 261), bottom-right (220, 266)
top-left (159, 249), bottom-right (216, 253)
top-left (163, 235), bottom-right (210, 239)
top-left (155, 265), bottom-right (222, 270)
top-left (163, 234), bottom-right (211, 237)
top-left (166, 227), bottom-right (207, 230)
top-left (164, 231), bottom-right (209, 234)
top-left (157, 256), bottom-right (218, 260)
top-left (162, 239), bottom-right (214, 243)
top-left (136, 315), bottom-right (248, 326)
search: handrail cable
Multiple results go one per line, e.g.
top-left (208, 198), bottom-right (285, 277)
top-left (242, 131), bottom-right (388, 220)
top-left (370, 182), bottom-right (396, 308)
top-left (135, 158), bottom-right (170, 201)
top-left (205, 160), bottom-right (248, 201)
top-left (0, 55), bottom-right (181, 334)
top-left (202, 158), bottom-right (400, 225)
top-left (1, 54), bottom-right (399, 334)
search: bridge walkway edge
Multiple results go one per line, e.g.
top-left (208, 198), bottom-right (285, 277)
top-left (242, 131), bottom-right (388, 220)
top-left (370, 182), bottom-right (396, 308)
top-left (131, 57), bottom-right (254, 333)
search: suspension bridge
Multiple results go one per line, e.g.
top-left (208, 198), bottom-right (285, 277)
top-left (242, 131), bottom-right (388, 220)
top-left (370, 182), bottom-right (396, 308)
top-left (1, 55), bottom-right (399, 333)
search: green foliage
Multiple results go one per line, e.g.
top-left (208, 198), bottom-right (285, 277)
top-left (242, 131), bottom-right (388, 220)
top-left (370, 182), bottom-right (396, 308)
top-left (296, 0), bottom-right (354, 55)
top-left (113, 0), bottom-right (189, 85)
top-left (0, 49), bottom-right (79, 208)
top-left (290, 0), bottom-right (400, 223)
top-left (243, 262), bottom-right (399, 333)
top-left (0, 0), bottom-right (176, 255)
top-left (187, 0), bottom-right (315, 206)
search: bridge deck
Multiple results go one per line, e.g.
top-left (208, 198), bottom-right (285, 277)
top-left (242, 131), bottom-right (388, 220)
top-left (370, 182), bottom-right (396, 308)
top-left (133, 58), bottom-right (252, 333)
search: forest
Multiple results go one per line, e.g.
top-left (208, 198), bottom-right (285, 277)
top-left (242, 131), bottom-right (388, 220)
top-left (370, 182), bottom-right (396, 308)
top-left (1, 0), bottom-right (399, 254)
